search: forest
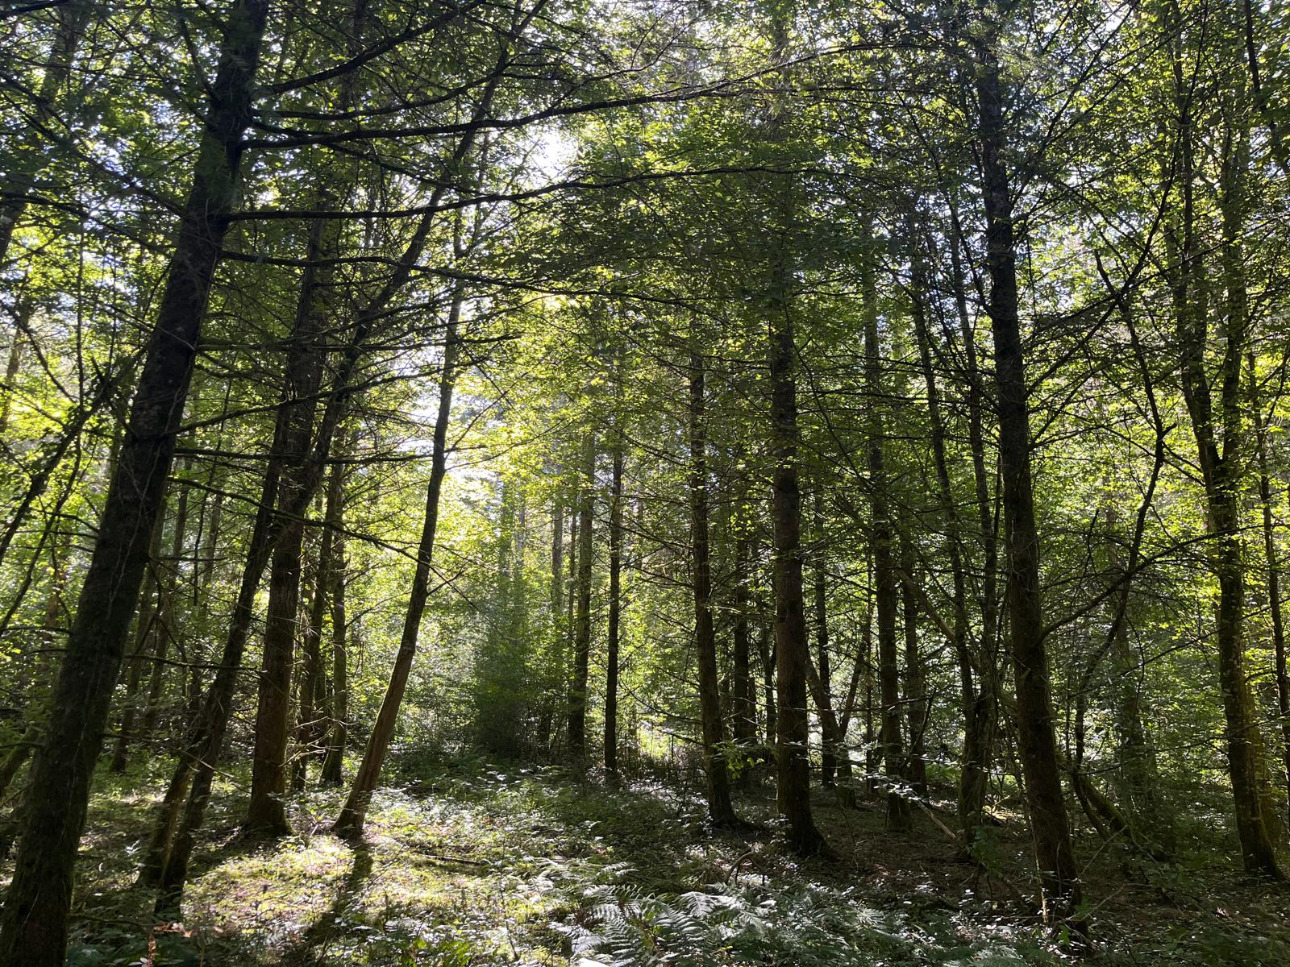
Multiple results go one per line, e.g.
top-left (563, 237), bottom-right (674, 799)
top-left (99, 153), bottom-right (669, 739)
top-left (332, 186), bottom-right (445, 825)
top-left (2, 0), bottom-right (1290, 963)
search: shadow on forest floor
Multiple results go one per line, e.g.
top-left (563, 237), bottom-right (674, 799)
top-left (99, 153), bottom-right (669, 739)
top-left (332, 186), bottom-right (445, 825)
top-left (23, 756), bottom-right (1290, 966)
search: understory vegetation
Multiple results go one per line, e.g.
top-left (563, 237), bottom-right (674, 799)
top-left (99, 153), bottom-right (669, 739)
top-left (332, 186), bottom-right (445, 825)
top-left (63, 756), bottom-right (1290, 966)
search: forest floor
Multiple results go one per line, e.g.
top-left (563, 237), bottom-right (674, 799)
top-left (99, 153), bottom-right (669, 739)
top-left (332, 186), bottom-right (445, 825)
top-left (38, 753), bottom-right (1290, 966)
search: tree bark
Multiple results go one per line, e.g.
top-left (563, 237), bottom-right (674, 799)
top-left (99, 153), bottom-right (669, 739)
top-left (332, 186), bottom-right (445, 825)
top-left (1253, 373), bottom-right (1290, 829)
top-left (109, 513), bottom-right (165, 773)
top-left (948, 212), bottom-right (1001, 850)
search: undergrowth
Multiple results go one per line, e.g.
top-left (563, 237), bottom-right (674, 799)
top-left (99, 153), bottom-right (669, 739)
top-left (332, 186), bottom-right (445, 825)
top-left (25, 755), bottom-right (1290, 966)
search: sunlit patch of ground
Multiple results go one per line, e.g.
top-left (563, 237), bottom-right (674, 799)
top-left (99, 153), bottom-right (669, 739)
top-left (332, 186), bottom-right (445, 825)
top-left (17, 757), bottom-right (1290, 965)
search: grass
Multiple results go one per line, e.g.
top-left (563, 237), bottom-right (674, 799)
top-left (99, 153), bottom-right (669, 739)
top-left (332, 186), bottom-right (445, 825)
top-left (26, 753), bottom-right (1290, 965)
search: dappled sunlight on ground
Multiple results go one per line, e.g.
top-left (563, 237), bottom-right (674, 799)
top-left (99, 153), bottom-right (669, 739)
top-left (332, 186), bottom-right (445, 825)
top-left (27, 759), bottom-right (1290, 965)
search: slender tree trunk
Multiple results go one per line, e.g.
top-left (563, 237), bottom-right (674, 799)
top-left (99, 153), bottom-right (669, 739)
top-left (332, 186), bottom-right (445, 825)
top-left (1184, 93), bottom-right (1285, 874)
top-left (143, 472), bottom-right (192, 742)
top-left (861, 239), bottom-right (909, 831)
top-left (332, 307), bottom-right (462, 839)
top-left (949, 212), bottom-right (1001, 850)
top-left (811, 489), bottom-right (836, 787)
top-left (551, 496), bottom-right (565, 617)
top-left (293, 524), bottom-right (330, 790)
top-left (862, 610), bottom-right (879, 793)
top-left (689, 351), bottom-right (738, 825)
top-left (604, 439), bottom-right (623, 784)
top-left (0, 3), bottom-right (271, 959)
top-left (911, 228), bottom-right (986, 837)
top-left (732, 535), bottom-right (757, 778)
top-left (0, 549), bottom-right (66, 804)
top-left (1253, 376), bottom-right (1290, 828)
top-left (321, 456), bottom-right (349, 785)
top-left (901, 533), bottom-right (928, 798)
top-left (758, 610), bottom-right (776, 751)
top-left (972, 25), bottom-right (1081, 916)
top-left (566, 430), bottom-right (595, 763)
top-left (110, 504), bottom-right (167, 772)
top-left (109, 516), bottom-right (163, 774)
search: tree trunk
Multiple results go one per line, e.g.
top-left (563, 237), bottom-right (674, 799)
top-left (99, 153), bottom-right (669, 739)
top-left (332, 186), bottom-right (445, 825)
top-left (900, 533), bottom-right (928, 798)
top-left (1254, 376), bottom-right (1290, 828)
top-left (0, 2), bottom-right (271, 959)
top-left (689, 351), bottom-right (738, 825)
top-left (552, 494), bottom-right (565, 618)
top-left (293, 523), bottom-right (330, 790)
top-left (769, 279), bottom-right (828, 856)
top-left (245, 197), bottom-right (347, 833)
top-left (144, 100), bottom-right (467, 901)
top-left (862, 238), bottom-right (910, 831)
top-left (0, 303), bottom-right (27, 438)
top-left (143, 472), bottom-right (192, 743)
top-left (108, 585), bottom-right (159, 773)
top-left (109, 511), bottom-right (165, 774)
top-left (949, 212), bottom-right (1001, 851)
top-left (321, 456), bottom-right (349, 786)
top-left (332, 307), bottom-right (462, 839)
top-left (911, 218), bottom-right (984, 835)
top-left (566, 430), bottom-right (595, 763)
top-left (604, 439), bottom-right (623, 784)
top-left (811, 489), bottom-right (836, 787)
top-left (972, 25), bottom-right (1081, 917)
top-left (732, 535), bottom-right (757, 778)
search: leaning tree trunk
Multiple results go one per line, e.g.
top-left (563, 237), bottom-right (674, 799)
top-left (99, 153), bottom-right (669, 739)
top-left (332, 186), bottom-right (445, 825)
top-left (0, 1), bottom-right (272, 960)
top-left (146, 62), bottom-right (489, 901)
top-left (332, 309), bottom-right (462, 839)
top-left (245, 185), bottom-right (350, 834)
top-left (0, 299), bottom-right (29, 439)
top-left (689, 351), bottom-right (739, 825)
